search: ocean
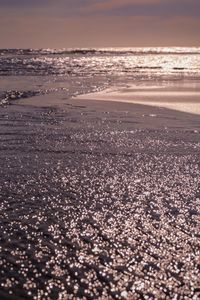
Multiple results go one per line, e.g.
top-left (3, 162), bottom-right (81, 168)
top-left (1, 47), bottom-right (200, 107)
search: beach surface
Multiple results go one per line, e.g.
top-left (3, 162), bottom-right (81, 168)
top-left (75, 80), bottom-right (200, 115)
top-left (0, 91), bottom-right (200, 300)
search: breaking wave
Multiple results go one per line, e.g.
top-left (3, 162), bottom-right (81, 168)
top-left (1, 47), bottom-right (200, 56)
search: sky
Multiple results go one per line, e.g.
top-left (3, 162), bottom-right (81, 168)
top-left (0, 0), bottom-right (200, 48)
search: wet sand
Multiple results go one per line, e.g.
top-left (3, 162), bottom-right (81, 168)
top-left (0, 93), bottom-right (200, 299)
top-left (76, 81), bottom-right (200, 115)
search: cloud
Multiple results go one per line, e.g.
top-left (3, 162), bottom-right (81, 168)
top-left (0, 0), bottom-right (199, 47)
top-left (1, 0), bottom-right (199, 18)
top-left (81, 0), bottom-right (200, 18)
top-left (84, 0), bottom-right (161, 12)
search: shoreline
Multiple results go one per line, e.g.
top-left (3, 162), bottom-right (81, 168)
top-left (13, 87), bottom-right (200, 131)
top-left (75, 81), bottom-right (200, 116)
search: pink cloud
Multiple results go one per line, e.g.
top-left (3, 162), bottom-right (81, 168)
top-left (85, 0), bottom-right (161, 12)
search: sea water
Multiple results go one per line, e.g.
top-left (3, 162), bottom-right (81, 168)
top-left (0, 47), bottom-right (200, 110)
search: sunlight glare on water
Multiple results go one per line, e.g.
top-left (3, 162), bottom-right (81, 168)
top-left (0, 47), bottom-right (200, 106)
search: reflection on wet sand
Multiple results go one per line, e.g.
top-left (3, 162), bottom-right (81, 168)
top-left (0, 96), bottom-right (200, 299)
top-left (76, 80), bottom-right (200, 115)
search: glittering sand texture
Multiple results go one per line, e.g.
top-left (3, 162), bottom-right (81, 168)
top-left (0, 96), bottom-right (200, 300)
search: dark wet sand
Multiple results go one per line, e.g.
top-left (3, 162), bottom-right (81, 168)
top-left (0, 94), bottom-right (200, 299)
